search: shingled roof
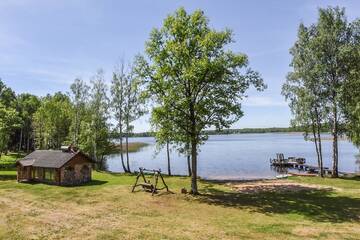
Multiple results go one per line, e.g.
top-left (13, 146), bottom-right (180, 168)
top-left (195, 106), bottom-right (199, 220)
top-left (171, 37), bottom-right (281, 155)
top-left (17, 150), bottom-right (91, 168)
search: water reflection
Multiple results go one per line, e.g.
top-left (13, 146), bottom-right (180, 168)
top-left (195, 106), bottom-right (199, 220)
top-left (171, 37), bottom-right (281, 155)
top-left (270, 165), bottom-right (288, 175)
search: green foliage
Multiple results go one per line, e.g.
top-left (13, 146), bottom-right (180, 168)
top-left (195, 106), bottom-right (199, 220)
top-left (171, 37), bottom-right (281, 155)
top-left (70, 78), bottom-right (89, 146)
top-left (0, 103), bottom-right (22, 156)
top-left (342, 19), bottom-right (360, 146)
top-left (33, 92), bottom-right (73, 149)
top-left (283, 22), bottom-right (326, 132)
top-left (0, 80), bottom-right (20, 155)
top-left (0, 79), bottom-right (16, 108)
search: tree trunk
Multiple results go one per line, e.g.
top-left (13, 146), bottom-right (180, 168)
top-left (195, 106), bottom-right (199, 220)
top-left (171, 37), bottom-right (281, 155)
top-left (331, 102), bottom-right (339, 178)
top-left (189, 101), bottom-right (198, 194)
top-left (185, 141), bottom-right (191, 176)
top-left (311, 119), bottom-right (321, 175)
top-left (187, 154), bottom-right (191, 177)
top-left (119, 125), bottom-right (127, 172)
top-left (125, 120), bottom-right (131, 173)
top-left (315, 107), bottom-right (324, 177)
top-left (190, 137), bottom-right (198, 194)
top-left (93, 120), bottom-right (98, 163)
top-left (19, 128), bottom-right (23, 152)
top-left (317, 127), bottom-right (324, 177)
top-left (166, 140), bottom-right (171, 176)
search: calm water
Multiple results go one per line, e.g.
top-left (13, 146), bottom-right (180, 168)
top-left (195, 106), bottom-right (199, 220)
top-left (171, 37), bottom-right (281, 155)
top-left (106, 133), bottom-right (360, 180)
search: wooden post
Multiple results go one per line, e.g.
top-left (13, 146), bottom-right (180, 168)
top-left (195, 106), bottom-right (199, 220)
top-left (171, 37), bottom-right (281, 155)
top-left (152, 172), bottom-right (159, 196)
top-left (159, 173), bottom-right (169, 192)
top-left (131, 174), bottom-right (141, 192)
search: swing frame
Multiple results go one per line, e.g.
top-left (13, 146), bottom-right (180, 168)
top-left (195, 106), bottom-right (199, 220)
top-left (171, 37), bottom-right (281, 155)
top-left (131, 167), bottom-right (169, 195)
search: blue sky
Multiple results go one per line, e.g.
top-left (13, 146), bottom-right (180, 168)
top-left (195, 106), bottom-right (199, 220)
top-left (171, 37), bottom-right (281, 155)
top-left (1, 0), bottom-right (359, 132)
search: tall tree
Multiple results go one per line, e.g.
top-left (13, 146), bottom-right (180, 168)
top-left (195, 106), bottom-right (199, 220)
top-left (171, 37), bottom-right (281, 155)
top-left (123, 65), bottom-right (146, 173)
top-left (282, 23), bottom-right (326, 177)
top-left (312, 7), bottom-right (356, 177)
top-left (81, 69), bottom-right (110, 167)
top-left (111, 63), bottom-right (129, 172)
top-left (16, 94), bottom-right (41, 152)
top-left (70, 78), bottom-right (89, 146)
top-left (136, 8), bottom-right (265, 194)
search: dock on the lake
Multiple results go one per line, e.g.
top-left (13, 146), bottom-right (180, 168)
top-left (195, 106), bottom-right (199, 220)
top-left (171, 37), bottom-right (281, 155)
top-left (270, 153), bottom-right (336, 175)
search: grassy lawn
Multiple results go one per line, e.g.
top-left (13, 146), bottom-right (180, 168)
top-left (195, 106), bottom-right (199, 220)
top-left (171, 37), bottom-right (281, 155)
top-left (0, 171), bottom-right (359, 240)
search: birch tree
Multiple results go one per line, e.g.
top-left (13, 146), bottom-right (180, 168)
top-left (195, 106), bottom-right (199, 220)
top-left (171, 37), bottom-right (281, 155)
top-left (282, 23), bottom-right (326, 177)
top-left (82, 69), bottom-right (110, 166)
top-left (123, 66), bottom-right (146, 172)
top-left (111, 63), bottom-right (129, 172)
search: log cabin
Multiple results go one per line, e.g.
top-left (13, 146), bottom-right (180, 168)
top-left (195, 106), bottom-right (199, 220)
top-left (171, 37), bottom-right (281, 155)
top-left (16, 147), bottom-right (93, 185)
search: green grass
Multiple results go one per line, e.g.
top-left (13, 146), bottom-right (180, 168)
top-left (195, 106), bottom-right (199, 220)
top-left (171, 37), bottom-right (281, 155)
top-left (0, 171), bottom-right (359, 239)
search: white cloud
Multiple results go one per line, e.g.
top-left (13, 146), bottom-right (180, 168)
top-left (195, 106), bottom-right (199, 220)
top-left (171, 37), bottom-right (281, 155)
top-left (243, 96), bottom-right (287, 107)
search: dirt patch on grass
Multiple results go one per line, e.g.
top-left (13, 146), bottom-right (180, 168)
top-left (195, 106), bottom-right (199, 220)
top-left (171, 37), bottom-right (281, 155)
top-left (227, 180), bottom-right (334, 194)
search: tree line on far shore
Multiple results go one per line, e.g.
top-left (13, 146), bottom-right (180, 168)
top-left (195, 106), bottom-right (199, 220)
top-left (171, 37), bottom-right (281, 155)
top-left (118, 126), bottom-right (331, 138)
top-left (0, 6), bottom-right (359, 194)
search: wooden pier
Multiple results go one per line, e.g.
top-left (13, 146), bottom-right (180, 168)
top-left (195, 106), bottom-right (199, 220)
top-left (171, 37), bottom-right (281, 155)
top-left (270, 153), bottom-right (336, 175)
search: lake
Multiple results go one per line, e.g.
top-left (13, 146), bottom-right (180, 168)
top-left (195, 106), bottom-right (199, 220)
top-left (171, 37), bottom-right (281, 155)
top-left (106, 133), bottom-right (360, 180)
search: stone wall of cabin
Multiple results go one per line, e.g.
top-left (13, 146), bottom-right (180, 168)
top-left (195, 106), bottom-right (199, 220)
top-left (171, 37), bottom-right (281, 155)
top-left (60, 154), bottom-right (92, 185)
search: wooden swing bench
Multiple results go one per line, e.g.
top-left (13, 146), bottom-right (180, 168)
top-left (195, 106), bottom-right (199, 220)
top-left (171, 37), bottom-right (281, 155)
top-left (131, 168), bottom-right (170, 195)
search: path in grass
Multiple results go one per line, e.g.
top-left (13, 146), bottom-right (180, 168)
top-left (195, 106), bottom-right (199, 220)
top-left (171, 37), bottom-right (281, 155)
top-left (0, 171), bottom-right (359, 239)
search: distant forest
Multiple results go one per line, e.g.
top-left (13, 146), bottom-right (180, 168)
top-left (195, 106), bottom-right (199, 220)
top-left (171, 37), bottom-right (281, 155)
top-left (122, 126), bottom-right (331, 138)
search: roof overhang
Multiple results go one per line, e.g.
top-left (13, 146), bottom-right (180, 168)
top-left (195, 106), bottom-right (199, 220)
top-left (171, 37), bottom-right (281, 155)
top-left (17, 159), bottom-right (35, 167)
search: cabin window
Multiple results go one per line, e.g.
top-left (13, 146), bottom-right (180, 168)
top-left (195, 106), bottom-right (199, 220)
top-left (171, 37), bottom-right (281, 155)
top-left (44, 168), bottom-right (55, 181)
top-left (33, 167), bottom-right (43, 179)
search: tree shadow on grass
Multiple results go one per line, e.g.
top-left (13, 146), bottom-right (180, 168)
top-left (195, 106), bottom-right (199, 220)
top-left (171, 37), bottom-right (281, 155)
top-left (62, 180), bottom-right (108, 187)
top-left (196, 183), bottom-right (360, 223)
top-left (340, 175), bottom-right (360, 181)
